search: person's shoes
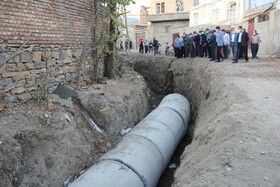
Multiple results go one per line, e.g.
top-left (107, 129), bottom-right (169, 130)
top-left (209, 59), bottom-right (214, 61)
top-left (232, 61), bottom-right (238, 63)
top-left (245, 60), bottom-right (249, 62)
top-left (215, 60), bottom-right (220, 62)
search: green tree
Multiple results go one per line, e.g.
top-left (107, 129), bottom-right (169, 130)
top-left (102, 0), bottom-right (135, 79)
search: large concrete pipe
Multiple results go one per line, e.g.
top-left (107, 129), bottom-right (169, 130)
top-left (70, 93), bottom-right (190, 187)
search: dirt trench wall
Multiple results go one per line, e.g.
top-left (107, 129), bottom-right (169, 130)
top-left (0, 66), bottom-right (150, 187)
top-left (129, 53), bottom-right (280, 186)
top-left (132, 56), bottom-right (175, 94)
top-left (78, 66), bottom-right (150, 135)
top-left (127, 54), bottom-right (206, 141)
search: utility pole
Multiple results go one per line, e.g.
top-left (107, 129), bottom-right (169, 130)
top-left (125, 12), bottom-right (130, 52)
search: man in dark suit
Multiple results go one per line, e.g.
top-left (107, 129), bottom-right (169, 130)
top-left (139, 39), bottom-right (144, 53)
top-left (193, 31), bottom-right (199, 57)
top-left (208, 30), bottom-right (217, 62)
top-left (233, 26), bottom-right (249, 63)
top-left (198, 30), bottom-right (206, 57)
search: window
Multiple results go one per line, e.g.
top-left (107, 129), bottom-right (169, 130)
top-left (193, 13), bottom-right (198, 26)
top-left (156, 2), bottom-right (165, 14)
top-left (194, 0), bottom-right (199, 6)
top-left (212, 9), bottom-right (219, 24)
top-left (258, 13), bottom-right (269, 22)
top-left (249, 18), bottom-right (254, 24)
top-left (227, 3), bottom-right (236, 23)
top-left (176, 0), bottom-right (184, 12)
top-left (165, 26), bottom-right (171, 33)
top-left (245, 0), bottom-right (274, 11)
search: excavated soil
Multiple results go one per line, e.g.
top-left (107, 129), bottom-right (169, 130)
top-left (1, 52), bottom-right (279, 187)
top-left (0, 65), bottom-right (149, 187)
top-left (125, 53), bottom-right (280, 186)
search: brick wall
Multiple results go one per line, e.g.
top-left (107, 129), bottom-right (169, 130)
top-left (0, 0), bottom-right (106, 108)
top-left (0, 0), bottom-right (105, 46)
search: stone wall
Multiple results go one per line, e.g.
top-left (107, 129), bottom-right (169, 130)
top-left (0, 0), bottom-right (106, 108)
top-left (0, 45), bottom-right (96, 106)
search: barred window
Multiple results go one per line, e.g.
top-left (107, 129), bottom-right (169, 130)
top-left (258, 13), bottom-right (269, 22)
top-left (176, 0), bottom-right (184, 12)
top-left (165, 26), bottom-right (171, 33)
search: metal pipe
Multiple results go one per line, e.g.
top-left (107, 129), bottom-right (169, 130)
top-left (70, 93), bottom-right (190, 187)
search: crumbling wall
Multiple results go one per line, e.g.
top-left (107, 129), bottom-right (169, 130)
top-left (0, 47), bottom-right (96, 106)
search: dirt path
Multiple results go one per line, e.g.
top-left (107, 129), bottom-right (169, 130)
top-left (171, 58), bottom-right (280, 186)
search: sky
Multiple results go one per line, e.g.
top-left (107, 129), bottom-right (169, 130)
top-left (126, 0), bottom-right (150, 15)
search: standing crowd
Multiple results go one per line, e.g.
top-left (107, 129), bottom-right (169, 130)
top-left (120, 40), bottom-right (132, 52)
top-left (138, 38), bottom-right (162, 55)
top-left (120, 25), bottom-right (261, 62)
top-left (173, 25), bottom-right (261, 63)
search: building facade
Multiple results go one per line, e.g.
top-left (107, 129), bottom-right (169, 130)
top-left (133, 0), bottom-right (279, 56)
top-left (189, 0), bottom-right (245, 27)
top-left (140, 6), bottom-right (150, 24)
top-left (243, 0), bottom-right (280, 56)
top-left (147, 0), bottom-right (193, 45)
top-left (149, 0), bottom-right (193, 14)
top-left (148, 0), bottom-right (280, 57)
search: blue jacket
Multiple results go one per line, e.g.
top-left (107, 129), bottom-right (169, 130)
top-left (216, 30), bottom-right (224, 47)
top-left (209, 34), bottom-right (217, 47)
top-left (174, 38), bottom-right (181, 48)
top-left (205, 33), bottom-right (210, 42)
top-left (180, 39), bottom-right (184, 47)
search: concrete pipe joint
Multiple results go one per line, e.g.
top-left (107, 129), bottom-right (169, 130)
top-left (70, 93), bottom-right (190, 187)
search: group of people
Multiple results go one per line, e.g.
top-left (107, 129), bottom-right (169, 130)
top-left (120, 41), bottom-right (129, 52)
top-left (139, 39), bottom-right (161, 55)
top-left (173, 26), bottom-right (261, 63)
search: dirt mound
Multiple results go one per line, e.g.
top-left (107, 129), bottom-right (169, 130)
top-left (0, 66), bottom-right (149, 187)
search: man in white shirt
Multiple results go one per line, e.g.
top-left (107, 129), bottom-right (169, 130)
top-left (145, 40), bottom-right (149, 54)
top-left (230, 27), bottom-right (238, 61)
top-left (222, 29), bottom-right (230, 59)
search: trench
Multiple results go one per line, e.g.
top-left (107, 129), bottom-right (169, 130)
top-left (131, 55), bottom-right (198, 187)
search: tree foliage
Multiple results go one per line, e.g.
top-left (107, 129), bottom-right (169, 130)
top-left (101, 0), bottom-right (135, 79)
